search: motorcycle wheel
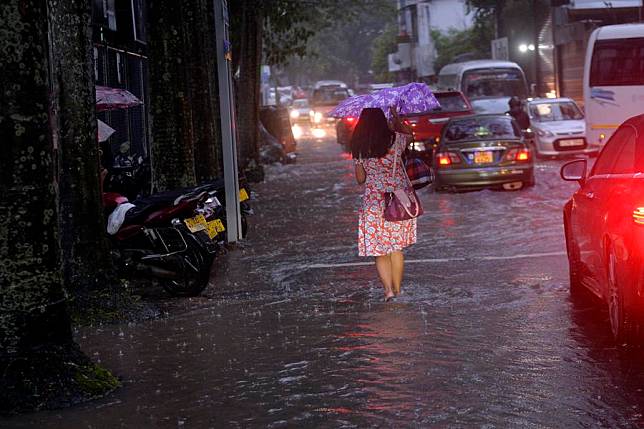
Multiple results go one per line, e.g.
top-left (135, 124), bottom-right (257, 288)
top-left (162, 237), bottom-right (214, 297)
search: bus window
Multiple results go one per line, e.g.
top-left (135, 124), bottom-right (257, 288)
top-left (462, 69), bottom-right (527, 100)
top-left (590, 37), bottom-right (644, 87)
top-left (438, 74), bottom-right (457, 90)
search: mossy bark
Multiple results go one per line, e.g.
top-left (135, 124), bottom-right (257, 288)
top-left (148, 0), bottom-right (225, 191)
top-left (48, 0), bottom-right (114, 292)
top-left (0, 0), bottom-right (116, 414)
top-left (236, 0), bottom-right (263, 174)
top-left (185, 0), bottom-right (224, 182)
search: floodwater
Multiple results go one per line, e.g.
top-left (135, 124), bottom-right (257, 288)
top-left (7, 135), bottom-right (644, 428)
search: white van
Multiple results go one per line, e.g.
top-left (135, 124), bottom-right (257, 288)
top-left (437, 60), bottom-right (529, 114)
top-left (583, 24), bottom-right (644, 149)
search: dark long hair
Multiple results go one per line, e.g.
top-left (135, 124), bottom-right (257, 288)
top-left (350, 108), bottom-right (394, 159)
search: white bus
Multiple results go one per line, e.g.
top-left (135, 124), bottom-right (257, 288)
top-left (437, 60), bottom-right (529, 114)
top-left (584, 23), bottom-right (644, 149)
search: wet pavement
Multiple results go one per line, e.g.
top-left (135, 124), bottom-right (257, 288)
top-left (8, 136), bottom-right (644, 428)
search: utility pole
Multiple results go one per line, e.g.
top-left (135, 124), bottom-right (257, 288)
top-left (532, 0), bottom-right (541, 97)
top-left (214, 0), bottom-right (242, 242)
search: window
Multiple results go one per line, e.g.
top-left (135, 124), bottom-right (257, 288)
top-left (529, 101), bottom-right (583, 122)
top-left (443, 117), bottom-right (520, 143)
top-left (590, 38), bottom-right (644, 87)
top-left (612, 131), bottom-right (636, 174)
top-left (131, 0), bottom-right (147, 43)
top-left (434, 93), bottom-right (470, 112)
top-left (591, 126), bottom-right (636, 176)
top-left (462, 68), bottom-right (528, 100)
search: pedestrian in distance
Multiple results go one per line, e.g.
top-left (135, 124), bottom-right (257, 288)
top-left (506, 96), bottom-right (531, 130)
top-left (352, 107), bottom-right (417, 302)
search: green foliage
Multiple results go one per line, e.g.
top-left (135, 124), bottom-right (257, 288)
top-left (371, 24), bottom-right (397, 83)
top-left (280, 0), bottom-right (396, 84)
top-left (431, 19), bottom-right (495, 72)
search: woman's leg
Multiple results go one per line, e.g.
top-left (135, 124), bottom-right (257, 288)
top-left (391, 251), bottom-right (404, 295)
top-left (375, 255), bottom-right (394, 299)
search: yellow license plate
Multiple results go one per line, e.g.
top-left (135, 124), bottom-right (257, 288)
top-left (239, 188), bottom-right (249, 202)
top-left (474, 151), bottom-right (493, 164)
top-left (184, 214), bottom-right (207, 233)
top-left (205, 219), bottom-right (225, 239)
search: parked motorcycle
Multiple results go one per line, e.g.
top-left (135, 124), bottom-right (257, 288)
top-left (104, 188), bottom-right (218, 297)
top-left (103, 179), bottom-right (252, 297)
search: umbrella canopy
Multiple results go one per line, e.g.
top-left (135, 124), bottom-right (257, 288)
top-left (97, 119), bottom-right (116, 142)
top-left (95, 85), bottom-right (142, 111)
top-left (328, 82), bottom-right (440, 119)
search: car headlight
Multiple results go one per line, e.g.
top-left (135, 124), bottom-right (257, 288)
top-left (292, 124), bottom-right (303, 139)
top-left (313, 111), bottom-right (323, 123)
top-left (410, 141), bottom-right (426, 151)
top-left (311, 128), bottom-right (326, 138)
top-left (290, 110), bottom-right (300, 119)
top-left (535, 128), bottom-right (554, 137)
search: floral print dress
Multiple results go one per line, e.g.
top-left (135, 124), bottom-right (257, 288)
top-left (355, 133), bottom-right (417, 257)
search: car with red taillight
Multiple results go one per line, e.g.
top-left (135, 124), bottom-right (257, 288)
top-left (433, 114), bottom-right (535, 191)
top-left (561, 114), bottom-right (644, 344)
top-left (336, 115), bottom-right (358, 150)
top-left (403, 91), bottom-right (474, 160)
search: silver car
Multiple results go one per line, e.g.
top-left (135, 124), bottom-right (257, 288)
top-left (525, 98), bottom-right (598, 158)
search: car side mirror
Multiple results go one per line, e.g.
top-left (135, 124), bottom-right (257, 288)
top-left (561, 159), bottom-right (587, 185)
top-left (522, 129), bottom-right (535, 140)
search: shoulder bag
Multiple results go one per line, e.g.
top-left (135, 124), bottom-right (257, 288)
top-left (383, 136), bottom-right (424, 222)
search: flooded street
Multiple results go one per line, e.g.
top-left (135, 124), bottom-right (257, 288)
top-left (8, 136), bottom-right (644, 428)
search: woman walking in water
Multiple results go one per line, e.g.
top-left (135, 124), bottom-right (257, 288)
top-left (352, 107), bottom-right (416, 302)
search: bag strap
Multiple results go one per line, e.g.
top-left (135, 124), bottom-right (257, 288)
top-left (390, 133), bottom-right (412, 187)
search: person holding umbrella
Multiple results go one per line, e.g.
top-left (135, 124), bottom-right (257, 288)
top-left (353, 106), bottom-right (416, 302)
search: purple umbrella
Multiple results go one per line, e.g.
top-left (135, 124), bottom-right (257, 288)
top-left (328, 82), bottom-right (440, 119)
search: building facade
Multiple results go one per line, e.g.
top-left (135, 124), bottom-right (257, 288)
top-left (389, 0), bottom-right (474, 81)
top-left (92, 0), bottom-right (149, 162)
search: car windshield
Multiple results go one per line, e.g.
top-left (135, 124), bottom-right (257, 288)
top-left (293, 99), bottom-right (309, 108)
top-left (462, 68), bottom-right (527, 100)
top-left (434, 93), bottom-right (470, 112)
top-left (311, 88), bottom-right (349, 105)
top-left (443, 117), bottom-right (520, 142)
top-left (529, 101), bottom-right (583, 122)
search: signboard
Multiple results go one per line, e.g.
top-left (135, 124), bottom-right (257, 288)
top-left (491, 37), bottom-right (509, 60)
top-left (569, 0), bottom-right (642, 9)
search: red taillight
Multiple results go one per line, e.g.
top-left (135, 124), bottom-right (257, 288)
top-left (346, 117), bottom-right (356, 123)
top-left (436, 152), bottom-right (460, 167)
top-left (504, 148), bottom-right (530, 162)
top-left (633, 208), bottom-right (644, 225)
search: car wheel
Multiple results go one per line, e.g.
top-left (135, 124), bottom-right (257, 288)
top-left (564, 218), bottom-right (584, 299)
top-left (607, 247), bottom-right (637, 344)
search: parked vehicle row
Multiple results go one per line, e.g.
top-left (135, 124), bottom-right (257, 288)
top-left (104, 179), bottom-right (252, 297)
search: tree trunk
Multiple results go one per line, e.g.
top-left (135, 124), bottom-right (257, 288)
top-left (0, 0), bottom-right (117, 414)
top-left (49, 0), bottom-right (114, 292)
top-left (236, 0), bottom-right (263, 177)
top-left (185, 0), bottom-right (224, 182)
top-left (148, 0), bottom-right (226, 189)
top-left (147, 0), bottom-right (197, 191)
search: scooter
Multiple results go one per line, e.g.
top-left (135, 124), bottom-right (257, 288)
top-left (104, 188), bottom-right (218, 297)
